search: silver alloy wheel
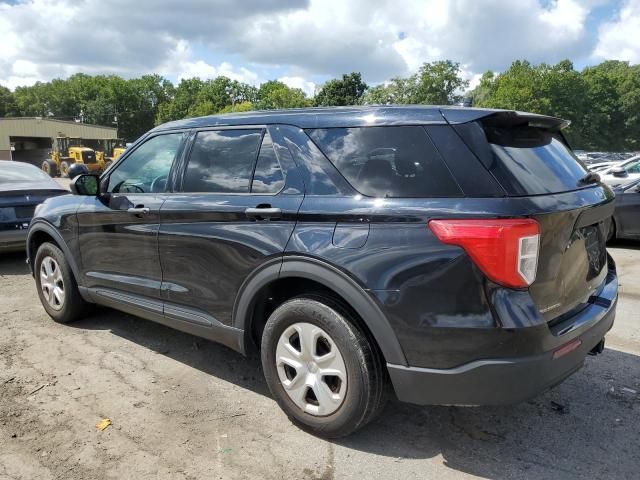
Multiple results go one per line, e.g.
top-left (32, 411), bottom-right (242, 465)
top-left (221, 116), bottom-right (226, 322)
top-left (276, 322), bottom-right (347, 416)
top-left (40, 256), bottom-right (65, 311)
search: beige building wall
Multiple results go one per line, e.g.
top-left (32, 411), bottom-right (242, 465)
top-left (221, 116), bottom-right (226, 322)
top-left (0, 117), bottom-right (118, 151)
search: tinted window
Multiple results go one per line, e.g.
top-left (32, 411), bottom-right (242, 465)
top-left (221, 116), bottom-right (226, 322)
top-left (308, 127), bottom-right (462, 198)
top-left (107, 133), bottom-right (183, 193)
top-left (484, 126), bottom-right (589, 195)
top-left (251, 132), bottom-right (285, 194)
top-left (183, 130), bottom-right (261, 193)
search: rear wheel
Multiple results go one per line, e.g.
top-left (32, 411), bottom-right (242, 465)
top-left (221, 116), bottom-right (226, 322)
top-left (59, 161), bottom-right (70, 178)
top-left (41, 159), bottom-right (58, 177)
top-left (34, 242), bottom-right (88, 323)
top-left (261, 296), bottom-right (387, 438)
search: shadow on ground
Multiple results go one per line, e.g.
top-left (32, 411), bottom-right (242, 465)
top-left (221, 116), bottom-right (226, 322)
top-left (2, 252), bottom-right (638, 479)
top-left (0, 252), bottom-right (30, 276)
top-left (69, 306), bottom-right (640, 480)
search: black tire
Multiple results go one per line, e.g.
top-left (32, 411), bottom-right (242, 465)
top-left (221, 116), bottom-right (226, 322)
top-left (34, 242), bottom-right (89, 323)
top-left (59, 161), bottom-right (70, 178)
top-left (261, 296), bottom-right (387, 438)
top-left (41, 159), bottom-right (58, 177)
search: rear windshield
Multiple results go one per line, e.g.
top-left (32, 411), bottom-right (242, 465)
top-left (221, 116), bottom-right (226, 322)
top-left (484, 126), bottom-right (589, 195)
top-left (307, 126), bottom-right (462, 198)
top-left (0, 163), bottom-right (52, 184)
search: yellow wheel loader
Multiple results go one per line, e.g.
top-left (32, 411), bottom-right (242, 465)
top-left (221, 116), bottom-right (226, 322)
top-left (42, 137), bottom-right (109, 178)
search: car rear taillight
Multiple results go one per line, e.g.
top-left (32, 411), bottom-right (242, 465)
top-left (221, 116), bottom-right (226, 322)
top-left (429, 219), bottom-right (540, 289)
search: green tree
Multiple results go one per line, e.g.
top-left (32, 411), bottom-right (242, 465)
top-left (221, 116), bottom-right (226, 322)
top-left (256, 80), bottom-right (310, 109)
top-left (0, 86), bottom-right (17, 117)
top-left (314, 72), bottom-right (368, 106)
top-left (413, 60), bottom-right (469, 104)
top-left (361, 76), bottom-right (418, 104)
top-left (218, 101), bottom-right (255, 113)
top-left (156, 78), bottom-right (204, 124)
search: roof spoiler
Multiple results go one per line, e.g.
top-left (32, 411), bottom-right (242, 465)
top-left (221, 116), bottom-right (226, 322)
top-left (440, 108), bottom-right (570, 131)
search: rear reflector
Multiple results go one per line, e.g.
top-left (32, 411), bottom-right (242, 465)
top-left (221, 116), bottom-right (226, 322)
top-left (429, 218), bottom-right (540, 289)
top-left (553, 339), bottom-right (582, 359)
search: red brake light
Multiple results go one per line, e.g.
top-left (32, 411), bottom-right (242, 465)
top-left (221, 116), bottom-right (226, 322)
top-left (429, 218), bottom-right (540, 289)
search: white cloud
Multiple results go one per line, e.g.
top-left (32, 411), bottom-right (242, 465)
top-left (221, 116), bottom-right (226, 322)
top-left (594, 0), bottom-right (640, 63)
top-left (0, 0), bottom-right (632, 92)
top-left (278, 76), bottom-right (316, 96)
top-left (176, 61), bottom-right (262, 85)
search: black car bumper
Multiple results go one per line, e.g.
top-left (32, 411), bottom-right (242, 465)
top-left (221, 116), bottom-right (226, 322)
top-left (387, 268), bottom-right (618, 406)
top-left (0, 228), bottom-right (28, 252)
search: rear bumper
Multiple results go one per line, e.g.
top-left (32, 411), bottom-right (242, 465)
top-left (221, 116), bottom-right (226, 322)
top-left (0, 229), bottom-right (28, 252)
top-left (388, 267), bottom-right (618, 406)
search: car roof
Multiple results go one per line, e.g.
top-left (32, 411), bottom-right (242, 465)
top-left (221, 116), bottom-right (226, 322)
top-left (152, 105), bottom-right (569, 132)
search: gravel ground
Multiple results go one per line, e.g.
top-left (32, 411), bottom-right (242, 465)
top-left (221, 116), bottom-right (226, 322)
top-left (0, 236), bottom-right (638, 479)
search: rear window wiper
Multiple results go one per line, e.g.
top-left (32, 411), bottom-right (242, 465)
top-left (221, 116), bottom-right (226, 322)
top-left (579, 171), bottom-right (601, 185)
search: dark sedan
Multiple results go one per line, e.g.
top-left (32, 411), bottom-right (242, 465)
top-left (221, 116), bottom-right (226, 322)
top-left (0, 161), bottom-right (67, 252)
top-left (609, 178), bottom-right (640, 241)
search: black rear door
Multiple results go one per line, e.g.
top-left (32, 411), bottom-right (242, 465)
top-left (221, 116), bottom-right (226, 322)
top-left (158, 126), bottom-right (304, 327)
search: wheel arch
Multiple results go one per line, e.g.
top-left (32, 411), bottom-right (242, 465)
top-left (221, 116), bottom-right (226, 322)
top-left (232, 256), bottom-right (408, 366)
top-left (27, 221), bottom-right (82, 285)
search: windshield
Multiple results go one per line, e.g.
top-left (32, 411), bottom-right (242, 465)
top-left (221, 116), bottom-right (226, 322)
top-left (0, 162), bottom-right (53, 185)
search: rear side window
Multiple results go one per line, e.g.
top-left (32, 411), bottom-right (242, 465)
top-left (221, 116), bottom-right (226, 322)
top-left (307, 126), bottom-right (462, 198)
top-left (183, 129), bottom-right (262, 193)
top-left (483, 126), bottom-right (588, 195)
top-left (251, 132), bottom-right (285, 194)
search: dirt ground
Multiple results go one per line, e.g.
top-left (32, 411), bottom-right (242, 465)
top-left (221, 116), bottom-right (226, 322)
top-left (1, 240), bottom-right (639, 479)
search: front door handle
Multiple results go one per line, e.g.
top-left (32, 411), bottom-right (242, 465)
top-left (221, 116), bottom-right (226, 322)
top-left (245, 207), bottom-right (282, 220)
top-left (127, 207), bottom-right (150, 216)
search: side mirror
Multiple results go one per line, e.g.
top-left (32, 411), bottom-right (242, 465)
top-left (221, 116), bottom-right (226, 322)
top-left (70, 174), bottom-right (100, 196)
top-left (611, 166), bottom-right (628, 178)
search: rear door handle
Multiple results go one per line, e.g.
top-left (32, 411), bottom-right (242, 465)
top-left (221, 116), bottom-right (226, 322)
top-left (245, 207), bottom-right (282, 220)
top-left (127, 207), bottom-right (150, 215)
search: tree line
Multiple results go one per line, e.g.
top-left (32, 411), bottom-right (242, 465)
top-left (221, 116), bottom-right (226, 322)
top-left (0, 59), bottom-right (638, 151)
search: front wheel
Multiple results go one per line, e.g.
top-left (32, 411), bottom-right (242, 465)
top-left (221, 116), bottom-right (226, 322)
top-left (34, 242), bottom-right (89, 323)
top-left (59, 161), bottom-right (70, 178)
top-left (41, 159), bottom-right (58, 177)
top-left (261, 296), bottom-right (387, 438)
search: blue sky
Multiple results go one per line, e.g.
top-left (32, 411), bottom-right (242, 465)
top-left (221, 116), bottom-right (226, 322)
top-left (1, 0), bottom-right (638, 94)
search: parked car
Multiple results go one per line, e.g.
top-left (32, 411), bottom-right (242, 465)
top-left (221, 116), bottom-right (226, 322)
top-left (609, 178), bottom-right (640, 241)
top-left (597, 155), bottom-right (640, 187)
top-left (27, 106), bottom-right (618, 437)
top-left (588, 161), bottom-right (619, 173)
top-left (0, 160), bottom-right (66, 252)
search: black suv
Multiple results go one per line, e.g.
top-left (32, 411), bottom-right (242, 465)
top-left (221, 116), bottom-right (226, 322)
top-left (27, 106), bottom-right (618, 437)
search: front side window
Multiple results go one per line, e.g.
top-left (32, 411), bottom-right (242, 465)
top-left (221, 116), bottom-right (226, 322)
top-left (307, 126), bottom-right (462, 198)
top-left (107, 133), bottom-right (183, 193)
top-left (182, 129), bottom-right (262, 193)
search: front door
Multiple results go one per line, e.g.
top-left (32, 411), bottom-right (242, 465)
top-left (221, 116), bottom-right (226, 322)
top-left (159, 127), bottom-right (304, 326)
top-left (77, 132), bottom-right (186, 299)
